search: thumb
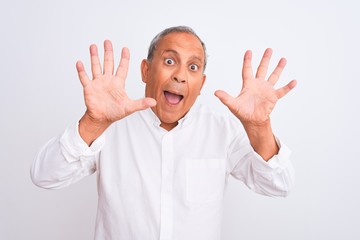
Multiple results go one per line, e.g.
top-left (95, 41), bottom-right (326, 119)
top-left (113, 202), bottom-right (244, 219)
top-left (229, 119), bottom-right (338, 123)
top-left (214, 90), bottom-right (233, 107)
top-left (129, 97), bottom-right (157, 113)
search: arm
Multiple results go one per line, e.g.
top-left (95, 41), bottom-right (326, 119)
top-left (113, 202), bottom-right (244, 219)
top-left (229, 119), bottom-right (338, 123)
top-left (30, 123), bottom-right (103, 189)
top-left (229, 135), bottom-right (295, 197)
top-left (31, 40), bottom-right (156, 188)
top-left (215, 48), bottom-right (297, 160)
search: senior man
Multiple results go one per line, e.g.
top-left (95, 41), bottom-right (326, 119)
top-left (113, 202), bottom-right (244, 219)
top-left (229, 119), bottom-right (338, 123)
top-left (31, 26), bottom-right (297, 240)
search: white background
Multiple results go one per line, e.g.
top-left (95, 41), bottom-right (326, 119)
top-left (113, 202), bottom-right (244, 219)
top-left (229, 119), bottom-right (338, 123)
top-left (1, 0), bottom-right (360, 239)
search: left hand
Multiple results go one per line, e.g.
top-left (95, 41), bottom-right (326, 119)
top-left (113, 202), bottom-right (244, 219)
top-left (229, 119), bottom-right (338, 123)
top-left (215, 48), bottom-right (297, 128)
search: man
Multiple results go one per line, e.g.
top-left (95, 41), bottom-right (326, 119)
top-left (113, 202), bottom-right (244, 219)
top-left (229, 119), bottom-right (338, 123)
top-left (31, 26), bottom-right (297, 240)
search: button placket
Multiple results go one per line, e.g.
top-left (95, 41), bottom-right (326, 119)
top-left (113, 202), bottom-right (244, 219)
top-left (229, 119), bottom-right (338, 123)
top-left (159, 132), bottom-right (174, 240)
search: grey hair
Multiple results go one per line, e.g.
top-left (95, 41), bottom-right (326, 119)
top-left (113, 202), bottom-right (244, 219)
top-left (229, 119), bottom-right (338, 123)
top-left (147, 26), bottom-right (207, 71)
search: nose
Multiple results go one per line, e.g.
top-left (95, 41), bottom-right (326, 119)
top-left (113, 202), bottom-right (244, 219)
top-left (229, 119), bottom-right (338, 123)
top-left (172, 76), bottom-right (186, 83)
top-left (172, 66), bottom-right (187, 83)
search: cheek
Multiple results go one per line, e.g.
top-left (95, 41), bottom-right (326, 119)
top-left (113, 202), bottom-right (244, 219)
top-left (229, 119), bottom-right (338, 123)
top-left (153, 71), bottom-right (172, 89)
top-left (192, 80), bottom-right (204, 94)
top-left (186, 82), bottom-right (203, 102)
top-left (146, 75), bottom-right (165, 98)
top-left (145, 76), bottom-right (157, 96)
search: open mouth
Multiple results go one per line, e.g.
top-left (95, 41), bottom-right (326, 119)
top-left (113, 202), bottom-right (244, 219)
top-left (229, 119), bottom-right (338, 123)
top-left (164, 91), bottom-right (184, 105)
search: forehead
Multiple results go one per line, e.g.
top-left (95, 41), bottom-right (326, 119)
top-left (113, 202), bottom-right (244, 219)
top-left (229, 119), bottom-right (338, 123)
top-left (155, 32), bottom-right (205, 60)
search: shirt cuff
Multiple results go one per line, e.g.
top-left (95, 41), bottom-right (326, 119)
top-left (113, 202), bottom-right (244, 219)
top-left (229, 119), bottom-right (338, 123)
top-left (251, 137), bottom-right (292, 172)
top-left (60, 122), bottom-right (105, 163)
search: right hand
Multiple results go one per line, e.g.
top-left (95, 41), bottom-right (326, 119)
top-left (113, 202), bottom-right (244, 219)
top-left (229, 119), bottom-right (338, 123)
top-left (76, 40), bottom-right (156, 144)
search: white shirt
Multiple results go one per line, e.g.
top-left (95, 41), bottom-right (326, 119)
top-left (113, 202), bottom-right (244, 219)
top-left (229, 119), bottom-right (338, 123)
top-left (31, 104), bottom-right (294, 240)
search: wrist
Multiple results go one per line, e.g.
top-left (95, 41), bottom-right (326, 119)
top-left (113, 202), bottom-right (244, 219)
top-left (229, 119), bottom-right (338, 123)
top-left (243, 120), bottom-right (278, 161)
top-left (79, 113), bottom-right (111, 146)
top-left (243, 119), bottom-right (272, 135)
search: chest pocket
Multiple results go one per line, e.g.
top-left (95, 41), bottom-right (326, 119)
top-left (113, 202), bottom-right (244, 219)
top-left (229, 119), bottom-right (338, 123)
top-left (186, 158), bottom-right (226, 203)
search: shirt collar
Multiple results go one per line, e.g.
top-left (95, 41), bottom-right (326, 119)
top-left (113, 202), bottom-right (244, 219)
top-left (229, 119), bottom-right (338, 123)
top-left (140, 102), bottom-right (200, 131)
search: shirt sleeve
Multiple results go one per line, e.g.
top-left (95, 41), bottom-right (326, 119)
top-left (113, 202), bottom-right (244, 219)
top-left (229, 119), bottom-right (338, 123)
top-left (228, 137), bottom-right (295, 197)
top-left (30, 122), bottom-right (105, 189)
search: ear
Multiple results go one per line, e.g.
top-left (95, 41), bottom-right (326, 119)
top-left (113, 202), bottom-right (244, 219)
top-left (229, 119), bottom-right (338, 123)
top-left (198, 74), bottom-right (206, 95)
top-left (141, 59), bottom-right (149, 83)
top-left (201, 74), bottom-right (206, 88)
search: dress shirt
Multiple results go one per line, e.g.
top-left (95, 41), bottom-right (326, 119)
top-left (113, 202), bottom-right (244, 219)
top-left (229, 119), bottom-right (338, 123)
top-left (31, 104), bottom-right (294, 240)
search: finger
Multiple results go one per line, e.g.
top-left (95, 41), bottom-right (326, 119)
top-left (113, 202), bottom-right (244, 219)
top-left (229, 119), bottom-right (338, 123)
top-left (76, 60), bottom-right (90, 87)
top-left (268, 58), bottom-right (287, 85)
top-left (242, 50), bottom-right (253, 81)
top-left (115, 47), bottom-right (130, 85)
top-left (127, 97), bottom-right (157, 113)
top-left (276, 79), bottom-right (297, 99)
top-left (255, 48), bottom-right (272, 79)
top-left (103, 40), bottom-right (114, 74)
top-left (214, 90), bottom-right (234, 107)
top-left (90, 44), bottom-right (102, 79)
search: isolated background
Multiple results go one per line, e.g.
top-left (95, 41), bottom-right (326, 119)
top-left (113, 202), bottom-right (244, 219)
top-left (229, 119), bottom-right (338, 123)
top-left (1, 0), bottom-right (359, 239)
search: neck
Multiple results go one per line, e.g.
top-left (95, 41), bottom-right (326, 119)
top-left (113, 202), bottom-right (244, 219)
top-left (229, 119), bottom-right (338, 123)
top-left (160, 121), bottom-right (178, 131)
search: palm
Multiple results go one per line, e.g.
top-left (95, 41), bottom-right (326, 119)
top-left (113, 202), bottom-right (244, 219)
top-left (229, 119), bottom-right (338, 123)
top-left (215, 48), bottom-right (296, 126)
top-left (76, 41), bottom-right (156, 125)
top-left (235, 77), bottom-right (278, 125)
top-left (83, 74), bottom-right (133, 123)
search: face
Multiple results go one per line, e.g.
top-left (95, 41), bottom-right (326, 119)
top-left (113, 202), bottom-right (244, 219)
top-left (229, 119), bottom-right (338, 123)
top-left (141, 32), bottom-right (206, 130)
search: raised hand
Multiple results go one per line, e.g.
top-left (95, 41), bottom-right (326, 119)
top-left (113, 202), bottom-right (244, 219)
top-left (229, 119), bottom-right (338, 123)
top-left (215, 48), bottom-right (297, 128)
top-left (215, 48), bottom-right (297, 160)
top-left (76, 40), bottom-right (156, 145)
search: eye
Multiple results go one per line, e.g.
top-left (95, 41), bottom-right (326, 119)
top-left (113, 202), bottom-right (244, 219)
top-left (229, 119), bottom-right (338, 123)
top-left (189, 64), bottom-right (199, 71)
top-left (164, 58), bottom-right (175, 65)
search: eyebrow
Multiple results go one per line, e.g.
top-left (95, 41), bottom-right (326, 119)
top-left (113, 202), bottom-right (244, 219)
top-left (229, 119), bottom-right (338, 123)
top-left (161, 49), bottom-right (178, 55)
top-left (161, 49), bottom-right (203, 63)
